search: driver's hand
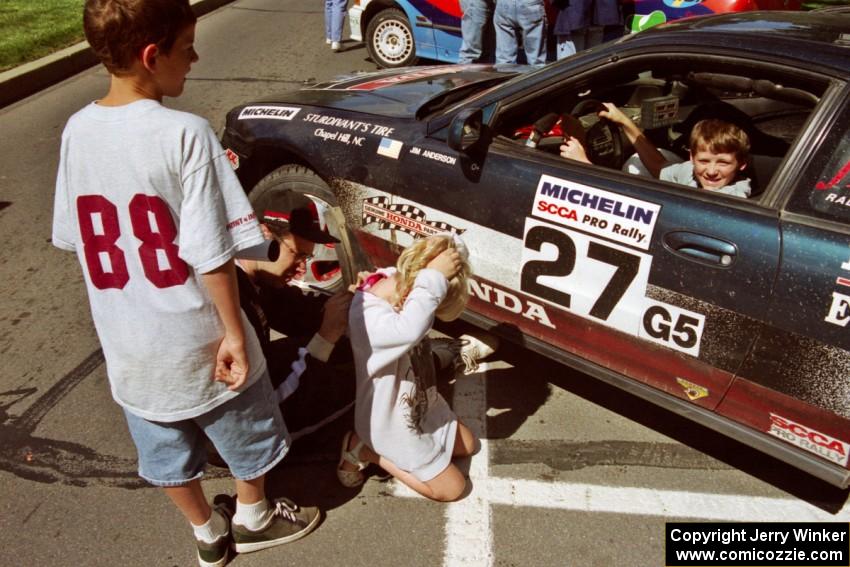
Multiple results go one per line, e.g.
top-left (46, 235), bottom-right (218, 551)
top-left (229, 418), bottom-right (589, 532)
top-left (598, 102), bottom-right (630, 127)
top-left (560, 137), bottom-right (591, 164)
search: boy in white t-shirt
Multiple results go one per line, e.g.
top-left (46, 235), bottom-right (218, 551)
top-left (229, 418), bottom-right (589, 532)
top-left (51, 1), bottom-right (318, 565)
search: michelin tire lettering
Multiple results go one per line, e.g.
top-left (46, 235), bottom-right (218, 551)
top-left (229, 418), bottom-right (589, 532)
top-left (238, 106), bottom-right (301, 120)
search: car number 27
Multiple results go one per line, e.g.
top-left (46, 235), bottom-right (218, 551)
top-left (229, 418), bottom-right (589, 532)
top-left (519, 218), bottom-right (705, 356)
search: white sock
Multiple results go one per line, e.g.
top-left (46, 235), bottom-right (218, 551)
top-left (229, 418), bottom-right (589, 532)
top-left (192, 508), bottom-right (228, 543)
top-left (233, 498), bottom-right (272, 531)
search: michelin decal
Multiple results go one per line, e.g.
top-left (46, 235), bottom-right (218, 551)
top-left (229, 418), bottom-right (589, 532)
top-left (238, 106), bottom-right (301, 121)
top-left (532, 174), bottom-right (660, 250)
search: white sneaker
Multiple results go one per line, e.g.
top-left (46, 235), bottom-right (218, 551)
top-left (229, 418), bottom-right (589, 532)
top-left (458, 332), bottom-right (499, 375)
top-left (325, 38), bottom-right (332, 45)
top-left (331, 41), bottom-right (341, 52)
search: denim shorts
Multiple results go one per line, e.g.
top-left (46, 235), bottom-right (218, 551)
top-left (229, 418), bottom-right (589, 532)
top-left (123, 374), bottom-right (290, 486)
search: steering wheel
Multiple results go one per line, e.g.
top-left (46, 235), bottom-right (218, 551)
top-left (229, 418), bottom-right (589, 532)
top-left (570, 99), bottom-right (624, 170)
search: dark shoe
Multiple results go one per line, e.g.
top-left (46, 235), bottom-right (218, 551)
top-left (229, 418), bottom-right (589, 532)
top-left (232, 497), bottom-right (320, 554)
top-left (196, 499), bottom-right (233, 567)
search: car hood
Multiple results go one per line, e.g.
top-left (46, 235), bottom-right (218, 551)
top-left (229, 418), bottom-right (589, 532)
top-left (246, 64), bottom-right (523, 119)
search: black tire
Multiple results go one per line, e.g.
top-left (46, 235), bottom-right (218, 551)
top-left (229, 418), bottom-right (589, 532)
top-left (249, 165), bottom-right (345, 295)
top-left (365, 8), bottom-right (418, 68)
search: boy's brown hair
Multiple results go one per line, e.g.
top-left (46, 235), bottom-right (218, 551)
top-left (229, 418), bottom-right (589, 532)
top-left (689, 119), bottom-right (751, 163)
top-left (84, 0), bottom-right (197, 75)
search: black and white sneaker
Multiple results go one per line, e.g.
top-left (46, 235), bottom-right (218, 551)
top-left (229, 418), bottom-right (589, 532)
top-left (196, 499), bottom-right (233, 567)
top-left (231, 497), bottom-right (320, 554)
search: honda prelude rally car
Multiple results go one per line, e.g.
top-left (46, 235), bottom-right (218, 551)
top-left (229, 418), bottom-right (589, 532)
top-left (221, 11), bottom-right (850, 487)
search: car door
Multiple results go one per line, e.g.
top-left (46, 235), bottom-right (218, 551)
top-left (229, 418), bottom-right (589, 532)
top-left (717, 91), bottom-right (850, 470)
top-left (391, 116), bottom-right (781, 411)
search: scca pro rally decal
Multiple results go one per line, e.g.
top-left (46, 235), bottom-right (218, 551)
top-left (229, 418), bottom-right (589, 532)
top-left (238, 106), bottom-right (301, 120)
top-left (768, 413), bottom-right (849, 466)
top-left (519, 217), bottom-right (705, 354)
top-left (532, 174), bottom-right (660, 251)
top-left (362, 197), bottom-right (464, 237)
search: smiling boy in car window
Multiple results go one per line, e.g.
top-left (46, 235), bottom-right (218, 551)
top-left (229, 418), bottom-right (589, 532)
top-left (660, 119), bottom-right (751, 198)
top-left (561, 103), bottom-right (752, 198)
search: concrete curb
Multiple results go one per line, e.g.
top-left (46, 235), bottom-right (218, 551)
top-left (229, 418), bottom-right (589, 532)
top-left (0, 0), bottom-right (236, 109)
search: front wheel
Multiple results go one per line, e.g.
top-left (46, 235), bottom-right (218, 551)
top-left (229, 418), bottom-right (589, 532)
top-left (365, 8), bottom-right (418, 68)
top-left (249, 165), bottom-right (346, 295)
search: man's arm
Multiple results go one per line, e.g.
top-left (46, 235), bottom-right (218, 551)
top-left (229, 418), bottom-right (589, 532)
top-left (271, 289), bottom-right (353, 404)
top-left (202, 258), bottom-right (250, 390)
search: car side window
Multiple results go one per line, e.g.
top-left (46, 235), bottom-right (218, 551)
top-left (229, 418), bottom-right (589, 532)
top-left (787, 103), bottom-right (850, 223)
top-left (493, 57), bottom-right (825, 201)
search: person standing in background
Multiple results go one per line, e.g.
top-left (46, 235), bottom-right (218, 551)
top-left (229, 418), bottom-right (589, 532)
top-left (325, 0), bottom-right (348, 52)
top-left (494, 0), bottom-right (547, 65)
top-left (458, 0), bottom-right (495, 64)
top-left (553, 0), bottom-right (622, 60)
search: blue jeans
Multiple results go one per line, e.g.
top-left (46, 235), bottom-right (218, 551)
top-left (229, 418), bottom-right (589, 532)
top-left (494, 0), bottom-right (547, 65)
top-left (459, 0), bottom-right (494, 64)
top-left (124, 373), bottom-right (290, 485)
top-left (325, 0), bottom-right (348, 42)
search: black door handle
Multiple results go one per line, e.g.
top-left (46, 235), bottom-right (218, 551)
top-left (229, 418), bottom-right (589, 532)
top-left (663, 231), bottom-right (737, 267)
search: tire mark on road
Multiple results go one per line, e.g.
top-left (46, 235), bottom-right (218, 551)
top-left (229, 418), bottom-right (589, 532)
top-left (0, 349), bottom-right (228, 488)
top-left (489, 439), bottom-right (733, 471)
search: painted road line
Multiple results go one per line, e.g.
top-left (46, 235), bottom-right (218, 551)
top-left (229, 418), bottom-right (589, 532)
top-left (390, 358), bottom-right (850, 564)
top-left (394, 474), bottom-right (850, 522)
top-left (444, 371), bottom-right (493, 567)
top-left (482, 478), bottom-right (850, 521)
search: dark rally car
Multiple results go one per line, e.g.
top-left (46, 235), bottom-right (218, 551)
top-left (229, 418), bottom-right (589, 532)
top-left (222, 11), bottom-right (850, 488)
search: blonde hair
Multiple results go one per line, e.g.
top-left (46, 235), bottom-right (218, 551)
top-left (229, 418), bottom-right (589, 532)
top-left (394, 235), bottom-right (470, 321)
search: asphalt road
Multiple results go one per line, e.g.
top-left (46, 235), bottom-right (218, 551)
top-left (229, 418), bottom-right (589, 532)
top-left (0, 1), bottom-right (848, 566)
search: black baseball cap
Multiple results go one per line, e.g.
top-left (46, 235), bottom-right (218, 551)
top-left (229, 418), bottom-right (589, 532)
top-left (254, 192), bottom-right (339, 244)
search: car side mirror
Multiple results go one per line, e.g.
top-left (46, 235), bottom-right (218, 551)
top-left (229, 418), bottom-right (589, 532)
top-left (447, 108), bottom-right (483, 153)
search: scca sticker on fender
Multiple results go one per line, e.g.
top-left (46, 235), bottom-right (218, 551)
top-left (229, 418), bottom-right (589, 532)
top-left (532, 174), bottom-right (660, 250)
top-left (768, 413), bottom-right (849, 466)
top-left (362, 197), bottom-right (464, 237)
top-left (238, 106), bottom-right (301, 120)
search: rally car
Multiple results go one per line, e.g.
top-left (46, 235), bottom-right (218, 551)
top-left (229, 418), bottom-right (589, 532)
top-left (348, 0), bottom-right (800, 68)
top-left (222, 11), bottom-right (850, 487)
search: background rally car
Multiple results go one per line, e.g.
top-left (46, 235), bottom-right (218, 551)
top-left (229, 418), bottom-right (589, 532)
top-left (222, 11), bottom-right (850, 488)
top-left (348, 0), bottom-right (800, 68)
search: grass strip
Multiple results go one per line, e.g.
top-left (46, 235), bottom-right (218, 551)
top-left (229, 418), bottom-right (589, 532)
top-left (0, 0), bottom-right (85, 72)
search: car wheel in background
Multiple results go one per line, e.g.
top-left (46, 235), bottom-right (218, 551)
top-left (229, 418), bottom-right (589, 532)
top-left (249, 165), bottom-right (345, 295)
top-left (366, 8), bottom-right (418, 68)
